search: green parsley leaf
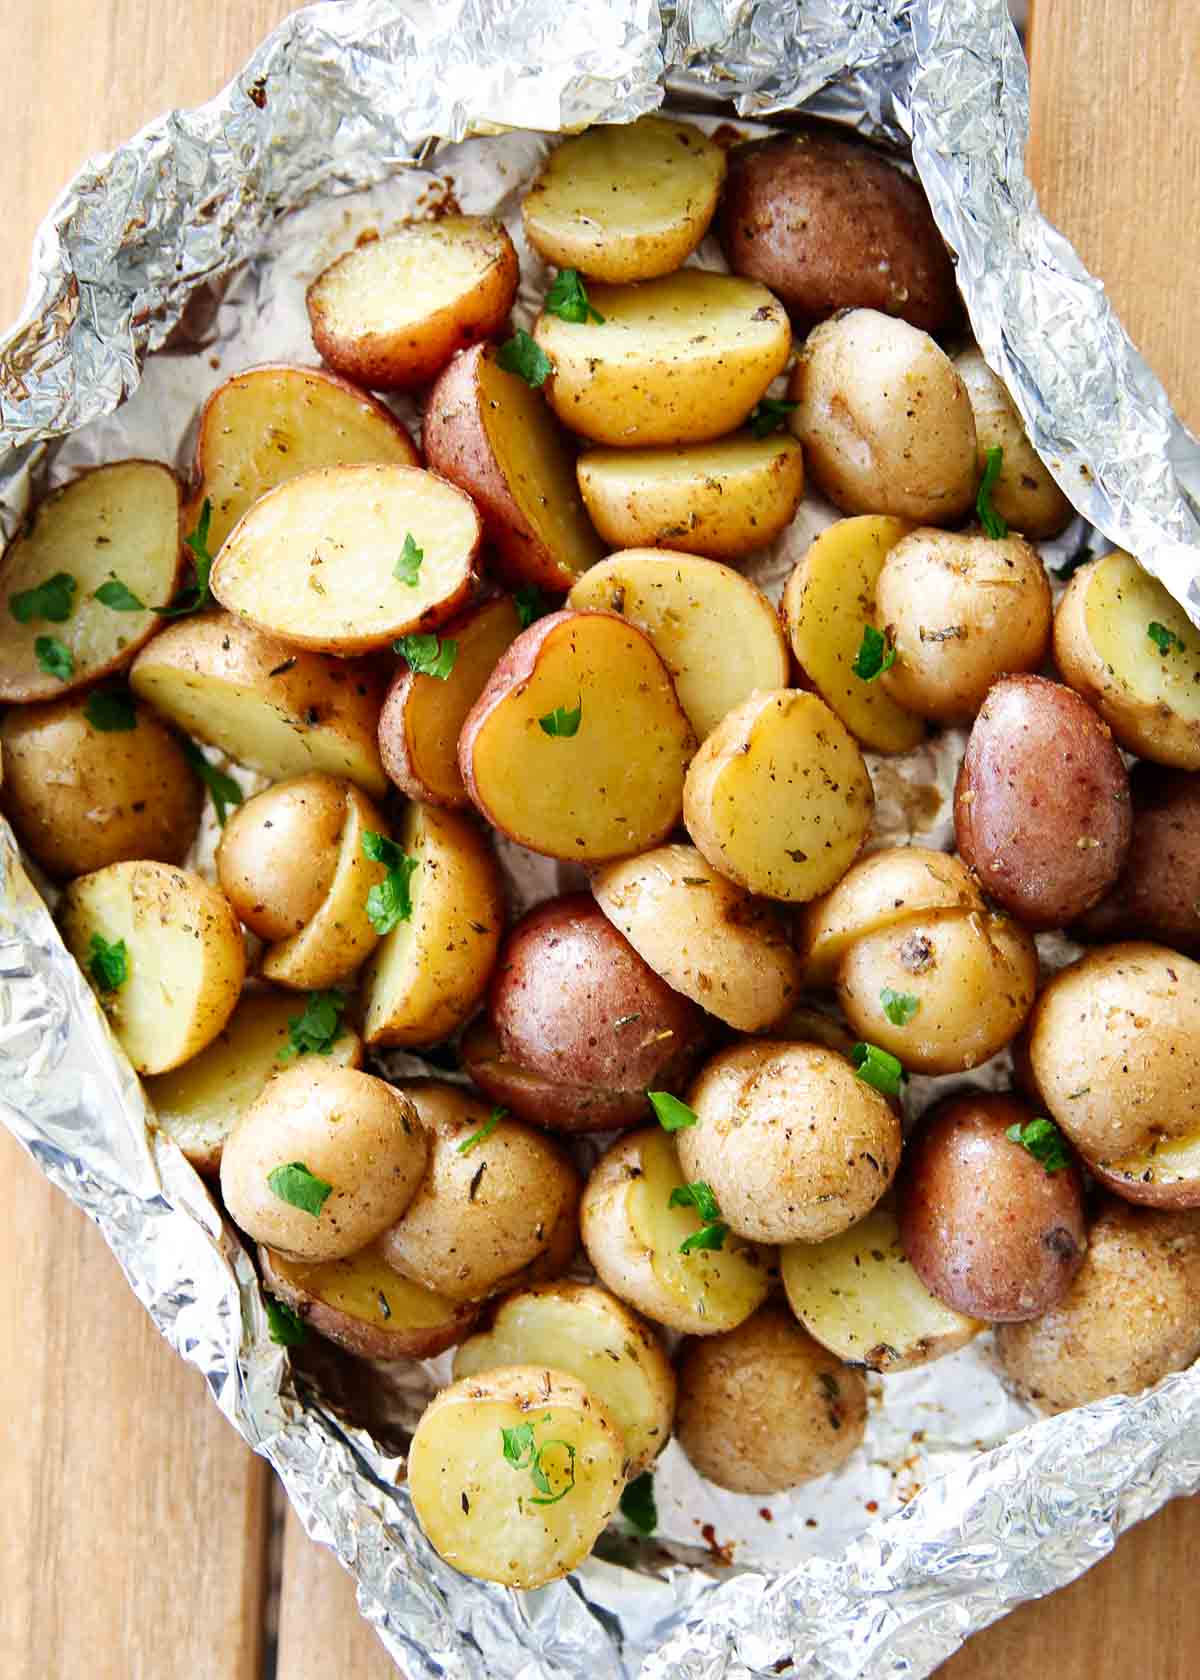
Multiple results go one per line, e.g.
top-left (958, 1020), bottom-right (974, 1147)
top-left (514, 583), bottom-right (549, 630)
top-left (852, 624), bottom-right (896, 683)
top-left (880, 988), bottom-right (919, 1027)
top-left (156, 499), bottom-right (215, 617)
top-left (83, 689), bottom-right (137, 732)
top-left (361, 830), bottom-right (419, 934)
top-left (264, 1296), bottom-right (307, 1347)
top-left (395, 632), bottom-right (457, 679)
top-left (679, 1222), bottom-right (729, 1255)
top-left (458, 1107), bottom-right (506, 1154)
top-left (88, 933), bottom-right (128, 993)
top-left (10, 571), bottom-right (77, 624)
top-left (93, 578), bottom-right (145, 612)
top-left (538, 698), bottom-right (582, 737)
top-left (647, 1091), bottom-right (697, 1133)
top-left (529, 1438), bottom-right (577, 1506)
top-left (544, 269), bottom-right (605, 324)
top-left (1148, 621), bottom-right (1185, 656)
top-left (1006, 1116), bottom-right (1071, 1174)
top-left (976, 445), bottom-right (1009, 539)
top-left (394, 533), bottom-right (424, 587)
top-left (267, 1160), bottom-right (333, 1217)
top-left (497, 329), bottom-right (553, 389)
top-left (619, 1471), bottom-right (657, 1535)
top-left (669, 1180), bottom-right (722, 1223)
top-left (501, 1421), bottom-right (536, 1466)
top-left (35, 635), bottom-right (74, 682)
top-left (748, 397), bottom-right (798, 439)
top-left (182, 739), bottom-right (243, 826)
top-left (280, 991), bottom-right (347, 1061)
top-left (852, 1041), bottom-right (904, 1098)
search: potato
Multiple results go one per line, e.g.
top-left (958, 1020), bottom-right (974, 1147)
top-left (566, 550), bottom-right (789, 744)
top-left (145, 989), bottom-right (362, 1175)
top-left (216, 774), bottom-right (345, 941)
top-left (0, 693), bottom-right (202, 879)
top-left (897, 1093), bottom-right (1087, 1322)
top-left (1053, 549), bottom-right (1200, 769)
top-left (1075, 764), bottom-right (1200, 954)
top-left (361, 802), bottom-right (504, 1048)
top-left (407, 1367), bottom-right (625, 1588)
top-left (186, 364), bottom-right (418, 553)
top-left (795, 846), bottom-right (983, 990)
top-left (592, 844), bottom-right (800, 1032)
top-left (680, 1041), bottom-right (900, 1244)
top-left (996, 1200), bottom-right (1200, 1413)
top-left (488, 894), bottom-right (708, 1097)
top-left (534, 270), bottom-right (791, 448)
top-left (789, 310), bottom-right (977, 523)
top-left (769, 1003), bottom-right (857, 1059)
top-left (1027, 943), bottom-right (1200, 1206)
top-left (459, 609), bottom-right (695, 863)
top-left (953, 675), bottom-right (1131, 929)
top-left (875, 529), bottom-right (1053, 724)
top-left (682, 689), bottom-right (873, 903)
top-left (60, 861), bottom-right (245, 1076)
top-left (423, 342), bottom-right (604, 593)
top-left (458, 1018), bottom-right (648, 1135)
top-left (719, 130), bottom-right (957, 335)
top-left (675, 1306), bottom-right (867, 1495)
top-left (836, 906), bottom-right (1038, 1076)
top-left (576, 434), bottom-right (804, 561)
top-left (260, 1243), bottom-right (476, 1360)
top-left (379, 594), bottom-right (520, 807)
top-left (781, 515), bottom-right (923, 755)
top-left (953, 349), bottom-right (1073, 540)
top-left (129, 611), bottom-right (388, 797)
top-left (522, 116), bottom-right (726, 283)
top-left (579, 1127), bottom-right (771, 1335)
top-left (379, 1083), bottom-right (580, 1303)
top-left (781, 1200), bottom-right (982, 1372)
top-left (306, 217), bottom-right (519, 390)
top-left (220, 1064), bottom-right (426, 1262)
top-left (453, 1283), bottom-right (675, 1475)
top-left (0, 461), bottom-right (183, 703)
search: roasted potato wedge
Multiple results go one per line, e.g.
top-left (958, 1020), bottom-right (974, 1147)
top-left (953, 349), bottom-right (1073, 540)
top-left (459, 1018), bottom-right (649, 1134)
top-left (260, 1242), bottom-right (476, 1360)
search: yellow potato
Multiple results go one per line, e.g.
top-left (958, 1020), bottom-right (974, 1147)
top-left (954, 348), bottom-right (1073, 540)
top-left (216, 774), bottom-right (346, 941)
top-left (260, 1243), bottom-right (476, 1360)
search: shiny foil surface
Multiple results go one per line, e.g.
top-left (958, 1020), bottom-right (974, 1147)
top-left (2, 4), bottom-right (1199, 1678)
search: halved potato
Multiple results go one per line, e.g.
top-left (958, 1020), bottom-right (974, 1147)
top-left (60, 861), bottom-right (245, 1075)
top-left (361, 803), bottom-right (504, 1047)
top-left (683, 689), bottom-right (873, 902)
top-left (453, 1282), bottom-right (675, 1475)
top-left (1092, 1134), bottom-right (1200, 1210)
top-left (566, 551), bottom-right (789, 743)
top-left (407, 1367), bottom-right (625, 1588)
top-left (534, 270), bottom-right (791, 447)
top-left (576, 433), bottom-right (804, 560)
top-left (0, 462), bottom-right (183, 703)
top-left (129, 611), bottom-right (388, 796)
top-left (211, 464), bottom-right (479, 655)
top-left (522, 116), bottom-right (727, 283)
top-left (379, 594), bottom-right (520, 807)
top-left (145, 989), bottom-right (363, 1175)
top-left (780, 1200), bottom-right (983, 1372)
top-left (260, 1243), bottom-right (476, 1359)
top-left (781, 515), bottom-right (923, 754)
top-left (459, 1018), bottom-right (649, 1134)
top-left (216, 774), bottom-right (345, 942)
top-left (1054, 549), bottom-right (1200, 768)
top-left (423, 342), bottom-right (605, 593)
top-left (459, 609), bottom-right (695, 862)
top-left (307, 217), bottom-right (519, 390)
top-left (186, 364), bottom-right (418, 553)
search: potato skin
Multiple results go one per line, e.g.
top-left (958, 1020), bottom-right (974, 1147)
top-left (719, 131), bottom-right (957, 335)
top-left (459, 1018), bottom-right (649, 1134)
top-left (258, 1244), bottom-right (477, 1360)
top-left (954, 675), bottom-right (1131, 930)
top-left (215, 773), bottom-right (345, 941)
top-left (675, 1306), bottom-right (867, 1494)
top-left (953, 348), bottom-right (1073, 540)
top-left (897, 1093), bottom-right (1087, 1322)
top-left (1074, 764), bottom-right (1200, 954)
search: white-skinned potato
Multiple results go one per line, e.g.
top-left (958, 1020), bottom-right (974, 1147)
top-left (954, 348), bottom-right (1073, 540)
top-left (129, 611), bottom-right (388, 796)
top-left (407, 1367), bottom-right (625, 1588)
top-left (459, 1018), bottom-right (650, 1135)
top-left (0, 462), bottom-right (183, 703)
top-left (566, 551), bottom-right (790, 743)
top-left (216, 773), bottom-right (346, 941)
top-left (60, 861), bottom-right (245, 1076)
top-left (453, 1282), bottom-right (675, 1475)
top-left (682, 688), bottom-right (873, 903)
top-left (260, 1243), bottom-right (477, 1360)
top-left (220, 1064), bottom-right (427, 1263)
top-left (307, 217), bottom-right (519, 390)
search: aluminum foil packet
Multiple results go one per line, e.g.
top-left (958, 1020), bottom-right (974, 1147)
top-left (3, 3), bottom-right (1200, 1677)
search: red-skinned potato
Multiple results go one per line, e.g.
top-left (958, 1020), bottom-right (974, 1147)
top-left (1074, 764), bottom-right (1200, 953)
top-left (460, 1018), bottom-right (650, 1134)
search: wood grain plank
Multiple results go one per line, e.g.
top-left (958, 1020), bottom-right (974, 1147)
top-left (278, 1507), bottom-right (397, 1679)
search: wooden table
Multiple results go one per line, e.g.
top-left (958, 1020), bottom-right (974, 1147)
top-left (1, 3), bottom-right (1197, 1676)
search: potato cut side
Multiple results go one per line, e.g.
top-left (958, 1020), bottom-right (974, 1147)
top-left (535, 270), bottom-right (791, 447)
top-left (307, 217), bottom-right (519, 391)
top-left (211, 464), bottom-right (479, 654)
top-left (60, 861), bottom-right (245, 1076)
top-left (362, 803), bottom-right (504, 1047)
top-left (782, 514), bottom-right (923, 754)
top-left (408, 1367), bottom-right (625, 1588)
top-left (522, 115), bottom-right (727, 283)
top-left (1093, 1133), bottom-right (1200, 1210)
top-left (145, 990), bottom-right (362, 1175)
top-left (683, 689), bottom-right (874, 902)
top-left (188, 364), bottom-right (418, 553)
top-left (453, 1282), bottom-right (675, 1475)
top-left (577, 434), bottom-right (804, 561)
top-left (260, 1242), bottom-right (476, 1359)
top-left (0, 461), bottom-right (183, 703)
top-left (781, 1202), bottom-right (982, 1373)
top-left (260, 785), bottom-right (387, 989)
top-left (567, 551), bottom-right (789, 743)
top-left (129, 611), bottom-right (388, 796)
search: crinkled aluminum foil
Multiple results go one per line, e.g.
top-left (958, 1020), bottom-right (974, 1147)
top-left (3, 3), bottom-right (1200, 1677)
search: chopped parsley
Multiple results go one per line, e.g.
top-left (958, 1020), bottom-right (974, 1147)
top-left (84, 688), bottom-right (137, 732)
top-left (280, 990), bottom-right (347, 1061)
top-left (852, 624), bottom-right (896, 683)
top-left (670, 1180), bottom-right (729, 1254)
top-left (501, 1413), bottom-right (577, 1506)
top-left (266, 1161), bottom-right (333, 1217)
top-left (1006, 1116), bottom-right (1071, 1174)
top-left (93, 577), bottom-right (145, 611)
top-left (747, 397), bottom-right (798, 439)
top-left (619, 1471), bottom-right (657, 1535)
top-left (88, 933), bottom-right (128, 993)
top-left (182, 739), bottom-right (243, 826)
top-left (395, 632), bottom-right (457, 679)
top-left (361, 830), bottom-right (419, 934)
top-left (1148, 621), bottom-right (1185, 657)
top-left (156, 499), bottom-right (215, 616)
top-left (497, 329), bottom-right (553, 389)
top-left (538, 698), bottom-right (582, 737)
top-left (976, 445), bottom-right (1009, 539)
top-left (880, 988), bottom-right (919, 1027)
top-left (514, 583), bottom-right (549, 630)
top-left (34, 635), bottom-right (74, 682)
top-left (394, 533), bottom-right (424, 587)
top-left (10, 571), bottom-right (76, 624)
top-left (647, 1091), bottom-right (697, 1133)
top-left (457, 1107), bottom-right (506, 1155)
top-left (264, 1296), bottom-right (307, 1347)
top-left (544, 269), bottom-right (604, 324)
top-left (852, 1041), bottom-right (904, 1099)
